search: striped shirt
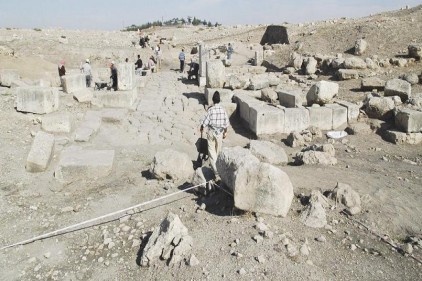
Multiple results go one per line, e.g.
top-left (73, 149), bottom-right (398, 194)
top-left (202, 104), bottom-right (229, 134)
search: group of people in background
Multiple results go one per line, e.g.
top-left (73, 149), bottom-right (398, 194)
top-left (57, 59), bottom-right (117, 91)
top-left (57, 41), bottom-right (232, 91)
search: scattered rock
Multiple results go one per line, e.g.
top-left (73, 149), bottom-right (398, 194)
top-left (256, 255), bottom-right (266, 263)
top-left (188, 254), bottom-right (200, 266)
top-left (140, 212), bottom-right (193, 267)
top-left (238, 268), bottom-right (247, 275)
top-left (316, 235), bottom-right (326, 243)
top-left (300, 190), bottom-right (328, 228)
top-left (330, 182), bottom-right (361, 215)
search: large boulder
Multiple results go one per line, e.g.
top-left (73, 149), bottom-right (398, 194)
top-left (343, 57), bottom-right (367, 69)
top-left (289, 52), bottom-right (303, 69)
top-left (248, 76), bottom-right (270, 90)
top-left (226, 74), bottom-right (249, 90)
top-left (149, 149), bottom-right (194, 182)
top-left (364, 96), bottom-right (396, 120)
top-left (306, 81), bottom-right (339, 105)
top-left (249, 140), bottom-right (288, 165)
top-left (354, 39), bottom-right (368, 56)
top-left (216, 147), bottom-right (294, 217)
top-left (337, 69), bottom-right (359, 80)
top-left (261, 88), bottom-right (278, 104)
top-left (140, 213), bottom-right (193, 267)
top-left (399, 73), bottom-right (419, 85)
top-left (206, 60), bottom-right (225, 88)
top-left (384, 78), bottom-right (411, 102)
top-left (395, 108), bottom-right (422, 133)
top-left (304, 57), bottom-right (318, 75)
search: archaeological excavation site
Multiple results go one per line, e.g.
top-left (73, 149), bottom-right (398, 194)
top-left (0, 4), bottom-right (421, 281)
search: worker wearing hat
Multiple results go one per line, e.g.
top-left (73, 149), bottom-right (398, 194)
top-left (80, 58), bottom-right (92, 87)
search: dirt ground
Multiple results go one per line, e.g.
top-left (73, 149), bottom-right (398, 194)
top-left (0, 5), bottom-right (421, 281)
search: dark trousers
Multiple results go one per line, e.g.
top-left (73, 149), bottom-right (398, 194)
top-left (180, 60), bottom-right (185, 72)
top-left (85, 75), bottom-right (91, 87)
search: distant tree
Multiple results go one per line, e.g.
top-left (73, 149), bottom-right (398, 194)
top-left (122, 16), bottom-right (220, 31)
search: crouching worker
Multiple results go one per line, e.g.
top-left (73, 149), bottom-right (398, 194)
top-left (188, 62), bottom-right (199, 81)
top-left (200, 91), bottom-right (229, 182)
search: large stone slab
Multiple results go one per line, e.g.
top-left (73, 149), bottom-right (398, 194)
top-left (92, 88), bottom-right (138, 108)
top-left (101, 108), bottom-right (128, 123)
top-left (335, 100), bottom-right (360, 122)
top-left (384, 78), bottom-right (411, 102)
top-left (216, 147), bottom-right (294, 217)
top-left (324, 104), bottom-right (348, 129)
top-left (395, 109), bottom-right (422, 133)
top-left (0, 69), bottom-right (19, 87)
top-left (283, 107), bottom-right (310, 133)
top-left (204, 88), bottom-right (233, 105)
top-left (307, 106), bottom-right (333, 130)
top-left (383, 130), bottom-right (422, 145)
top-left (73, 88), bottom-right (93, 103)
top-left (16, 86), bottom-right (59, 114)
top-left (249, 104), bottom-right (284, 135)
top-left (234, 94), bottom-right (261, 125)
top-left (361, 77), bottom-right (385, 91)
top-left (117, 63), bottom-right (135, 91)
top-left (63, 74), bottom-right (86, 94)
top-left (42, 112), bottom-right (73, 133)
top-left (74, 111), bottom-right (102, 142)
top-left (277, 89), bottom-right (303, 108)
top-left (54, 147), bottom-right (115, 182)
top-left (26, 131), bottom-right (55, 173)
top-left (206, 60), bottom-right (225, 88)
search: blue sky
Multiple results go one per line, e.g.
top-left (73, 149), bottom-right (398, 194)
top-left (0, 0), bottom-right (420, 30)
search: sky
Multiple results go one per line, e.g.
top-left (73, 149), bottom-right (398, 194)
top-left (0, 0), bottom-right (420, 31)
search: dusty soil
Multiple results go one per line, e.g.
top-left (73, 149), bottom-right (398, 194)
top-left (0, 5), bottom-right (421, 281)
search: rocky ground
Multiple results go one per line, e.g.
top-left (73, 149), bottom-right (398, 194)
top-left (0, 5), bottom-right (421, 281)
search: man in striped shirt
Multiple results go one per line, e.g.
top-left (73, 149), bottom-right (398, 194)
top-left (200, 91), bottom-right (229, 181)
